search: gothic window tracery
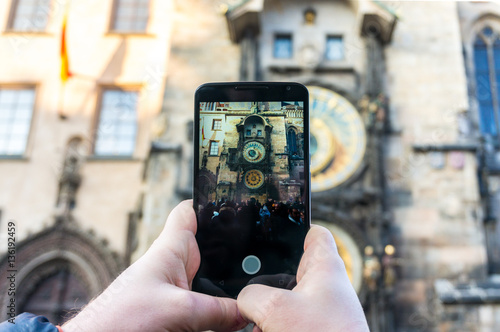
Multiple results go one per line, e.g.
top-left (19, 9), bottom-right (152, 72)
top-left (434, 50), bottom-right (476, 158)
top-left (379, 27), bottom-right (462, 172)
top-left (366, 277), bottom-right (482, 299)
top-left (473, 26), bottom-right (500, 136)
top-left (287, 128), bottom-right (298, 156)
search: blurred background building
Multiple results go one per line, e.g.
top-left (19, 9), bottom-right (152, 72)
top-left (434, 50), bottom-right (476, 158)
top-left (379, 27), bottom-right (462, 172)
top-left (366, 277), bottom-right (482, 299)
top-left (1, 0), bottom-right (500, 331)
top-left (0, 0), bottom-right (172, 322)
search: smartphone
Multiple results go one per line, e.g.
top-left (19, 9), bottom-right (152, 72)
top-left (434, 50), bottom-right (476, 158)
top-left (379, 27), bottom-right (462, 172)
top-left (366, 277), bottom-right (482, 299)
top-left (192, 82), bottom-right (310, 298)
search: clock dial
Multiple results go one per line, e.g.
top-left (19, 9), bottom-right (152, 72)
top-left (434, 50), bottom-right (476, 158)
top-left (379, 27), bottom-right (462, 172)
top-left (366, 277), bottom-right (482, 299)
top-left (310, 117), bottom-right (336, 175)
top-left (308, 86), bottom-right (366, 191)
top-left (244, 169), bottom-right (264, 189)
top-left (243, 141), bottom-right (266, 163)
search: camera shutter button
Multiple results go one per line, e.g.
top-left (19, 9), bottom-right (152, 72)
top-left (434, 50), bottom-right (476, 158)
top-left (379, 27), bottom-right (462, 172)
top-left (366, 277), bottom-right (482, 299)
top-left (242, 255), bottom-right (261, 275)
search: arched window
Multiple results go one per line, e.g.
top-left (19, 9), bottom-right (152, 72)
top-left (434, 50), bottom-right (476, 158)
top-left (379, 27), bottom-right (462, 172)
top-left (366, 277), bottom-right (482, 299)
top-left (474, 27), bottom-right (500, 135)
top-left (287, 128), bottom-right (297, 155)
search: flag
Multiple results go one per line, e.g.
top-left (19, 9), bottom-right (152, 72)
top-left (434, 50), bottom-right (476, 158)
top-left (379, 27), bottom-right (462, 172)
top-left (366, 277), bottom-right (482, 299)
top-left (201, 117), bottom-right (205, 140)
top-left (60, 13), bottom-right (71, 82)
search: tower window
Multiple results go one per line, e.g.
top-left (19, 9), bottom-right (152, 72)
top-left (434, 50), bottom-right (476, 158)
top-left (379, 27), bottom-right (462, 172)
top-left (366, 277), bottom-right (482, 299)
top-left (326, 36), bottom-right (344, 61)
top-left (274, 34), bottom-right (293, 59)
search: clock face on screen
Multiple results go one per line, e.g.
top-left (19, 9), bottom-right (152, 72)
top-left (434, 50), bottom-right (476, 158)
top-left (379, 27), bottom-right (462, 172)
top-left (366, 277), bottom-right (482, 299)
top-left (244, 169), bottom-right (264, 189)
top-left (243, 141), bottom-right (266, 163)
top-left (308, 86), bottom-right (366, 192)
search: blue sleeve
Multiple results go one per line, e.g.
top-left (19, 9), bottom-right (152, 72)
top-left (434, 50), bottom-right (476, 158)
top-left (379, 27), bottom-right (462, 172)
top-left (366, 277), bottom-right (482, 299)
top-left (0, 313), bottom-right (59, 332)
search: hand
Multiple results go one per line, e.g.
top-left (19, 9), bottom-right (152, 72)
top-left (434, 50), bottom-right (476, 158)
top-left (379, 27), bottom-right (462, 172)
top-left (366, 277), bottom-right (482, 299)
top-left (63, 200), bottom-right (247, 332)
top-left (237, 225), bottom-right (369, 332)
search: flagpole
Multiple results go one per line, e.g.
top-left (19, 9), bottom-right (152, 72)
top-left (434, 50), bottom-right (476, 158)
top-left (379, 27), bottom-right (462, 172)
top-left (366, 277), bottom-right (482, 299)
top-left (58, 83), bottom-right (67, 119)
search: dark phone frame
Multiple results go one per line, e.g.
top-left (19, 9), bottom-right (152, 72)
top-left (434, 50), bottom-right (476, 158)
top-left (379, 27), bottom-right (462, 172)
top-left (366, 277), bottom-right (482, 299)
top-left (192, 82), bottom-right (311, 296)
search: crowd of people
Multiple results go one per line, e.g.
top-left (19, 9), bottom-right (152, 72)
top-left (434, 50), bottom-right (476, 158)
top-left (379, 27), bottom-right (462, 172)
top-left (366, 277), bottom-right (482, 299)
top-left (198, 197), bottom-right (306, 242)
top-left (195, 197), bottom-right (308, 296)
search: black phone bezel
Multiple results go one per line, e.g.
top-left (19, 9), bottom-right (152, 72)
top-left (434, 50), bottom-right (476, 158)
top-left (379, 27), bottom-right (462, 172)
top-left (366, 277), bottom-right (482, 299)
top-left (192, 82), bottom-right (311, 296)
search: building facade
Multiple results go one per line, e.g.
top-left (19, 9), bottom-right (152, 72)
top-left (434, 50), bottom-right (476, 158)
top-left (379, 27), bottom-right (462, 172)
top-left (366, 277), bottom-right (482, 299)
top-left (198, 101), bottom-right (305, 205)
top-left (0, 0), bottom-right (171, 324)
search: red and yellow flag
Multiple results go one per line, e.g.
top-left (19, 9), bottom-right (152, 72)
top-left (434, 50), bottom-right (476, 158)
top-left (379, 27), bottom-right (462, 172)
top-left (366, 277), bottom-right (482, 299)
top-left (60, 14), bottom-right (71, 82)
top-left (201, 118), bottom-right (205, 140)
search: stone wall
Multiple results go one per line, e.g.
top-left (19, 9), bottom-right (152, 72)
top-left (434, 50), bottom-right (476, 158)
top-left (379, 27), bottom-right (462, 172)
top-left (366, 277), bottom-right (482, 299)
top-left (385, 2), bottom-right (486, 329)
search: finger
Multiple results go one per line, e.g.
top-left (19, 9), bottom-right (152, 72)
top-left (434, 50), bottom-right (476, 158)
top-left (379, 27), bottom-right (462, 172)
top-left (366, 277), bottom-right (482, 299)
top-left (185, 293), bottom-right (247, 332)
top-left (237, 284), bottom-right (295, 330)
top-left (303, 225), bottom-right (337, 252)
top-left (162, 199), bottom-right (197, 235)
top-left (148, 200), bottom-right (200, 286)
top-left (296, 225), bottom-right (342, 284)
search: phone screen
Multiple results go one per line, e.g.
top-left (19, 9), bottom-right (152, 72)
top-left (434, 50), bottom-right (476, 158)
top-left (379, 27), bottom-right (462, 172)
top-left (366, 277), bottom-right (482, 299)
top-left (193, 83), bottom-right (310, 298)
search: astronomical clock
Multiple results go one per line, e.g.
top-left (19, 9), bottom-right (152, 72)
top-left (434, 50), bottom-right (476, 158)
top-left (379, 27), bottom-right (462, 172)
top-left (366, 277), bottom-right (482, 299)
top-left (308, 86), bottom-right (366, 192)
top-left (228, 110), bottom-right (274, 201)
top-left (244, 169), bottom-right (264, 189)
top-left (243, 141), bottom-right (266, 164)
top-left (308, 86), bottom-right (367, 292)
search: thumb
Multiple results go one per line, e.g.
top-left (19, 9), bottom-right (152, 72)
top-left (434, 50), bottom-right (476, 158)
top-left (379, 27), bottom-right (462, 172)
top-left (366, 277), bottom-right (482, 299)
top-left (187, 293), bottom-right (248, 332)
top-left (237, 284), bottom-right (298, 330)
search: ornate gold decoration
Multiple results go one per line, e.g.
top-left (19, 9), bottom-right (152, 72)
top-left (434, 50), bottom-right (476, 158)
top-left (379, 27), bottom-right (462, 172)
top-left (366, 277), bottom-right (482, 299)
top-left (244, 169), bottom-right (264, 189)
top-left (304, 8), bottom-right (316, 25)
top-left (243, 141), bottom-right (266, 163)
top-left (310, 118), bottom-right (336, 175)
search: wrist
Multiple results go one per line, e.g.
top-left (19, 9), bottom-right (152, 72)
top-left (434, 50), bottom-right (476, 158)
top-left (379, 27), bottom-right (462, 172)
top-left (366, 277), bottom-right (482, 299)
top-left (62, 307), bottom-right (103, 332)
